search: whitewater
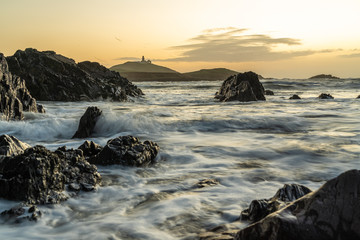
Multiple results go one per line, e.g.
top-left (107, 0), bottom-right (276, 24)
top-left (0, 78), bottom-right (359, 239)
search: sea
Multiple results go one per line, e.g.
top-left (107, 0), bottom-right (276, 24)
top-left (0, 78), bottom-right (359, 239)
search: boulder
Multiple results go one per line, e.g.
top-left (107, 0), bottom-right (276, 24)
top-left (0, 53), bottom-right (42, 120)
top-left (0, 134), bottom-right (30, 159)
top-left (6, 48), bottom-right (143, 101)
top-left (72, 106), bottom-right (102, 139)
top-left (289, 94), bottom-right (301, 100)
top-left (89, 136), bottom-right (160, 167)
top-left (264, 90), bottom-right (274, 95)
top-left (241, 184), bottom-right (312, 223)
top-left (78, 140), bottom-right (103, 159)
top-left (235, 169), bottom-right (360, 240)
top-left (0, 145), bottom-right (101, 204)
top-left (215, 72), bottom-right (266, 102)
top-left (318, 93), bottom-right (334, 99)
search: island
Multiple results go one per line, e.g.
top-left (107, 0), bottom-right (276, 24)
top-left (309, 74), bottom-right (340, 79)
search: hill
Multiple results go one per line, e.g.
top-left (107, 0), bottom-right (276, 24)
top-left (183, 68), bottom-right (238, 80)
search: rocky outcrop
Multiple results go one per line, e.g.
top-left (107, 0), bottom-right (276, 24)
top-left (78, 140), bottom-right (103, 159)
top-left (0, 145), bottom-right (101, 204)
top-left (215, 72), bottom-right (266, 102)
top-left (309, 74), bottom-right (339, 79)
top-left (264, 90), bottom-right (274, 95)
top-left (0, 134), bottom-right (30, 159)
top-left (289, 94), bottom-right (301, 99)
top-left (318, 93), bottom-right (334, 99)
top-left (72, 106), bottom-right (102, 139)
top-left (6, 48), bottom-right (143, 101)
top-left (241, 184), bottom-right (312, 223)
top-left (89, 136), bottom-right (160, 167)
top-left (235, 169), bottom-right (360, 240)
top-left (0, 53), bottom-right (43, 120)
top-left (1, 204), bottom-right (42, 223)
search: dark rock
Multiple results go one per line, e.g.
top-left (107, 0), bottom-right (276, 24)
top-left (215, 72), bottom-right (266, 102)
top-left (309, 74), bottom-right (339, 79)
top-left (89, 136), bottom-right (160, 167)
top-left (0, 53), bottom-right (41, 120)
top-left (0, 134), bottom-right (30, 159)
top-left (72, 106), bottom-right (102, 139)
top-left (264, 90), bottom-right (274, 95)
top-left (78, 140), bottom-right (103, 159)
top-left (1, 204), bottom-right (42, 223)
top-left (318, 93), bottom-right (334, 99)
top-left (194, 179), bottom-right (220, 189)
top-left (241, 184), bottom-right (312, 223)
top-left (37, 104), bottom-right (46, 113)
top-left (0, 145), bottom-right (101, 204)
top-left (235, 169), bottom-right (360, 240)
top-left (289, 94), bottom-right (301, 99)
top-left (6, 48), bottom-right (143, 102)
top-left (356, 95), bottom-right (360, 99)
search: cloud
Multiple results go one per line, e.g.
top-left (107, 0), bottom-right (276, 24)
top-left (114, 56), bottom-right (140, 61)
top-left (339, 53), bottom-right (360, 58)
top-left (156, 28), bottom-right (330, 62)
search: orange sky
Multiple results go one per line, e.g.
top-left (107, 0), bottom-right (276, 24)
top-left (1, 0), bottom-right (360, 78)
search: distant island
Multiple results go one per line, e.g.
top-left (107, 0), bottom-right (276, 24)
top-left (309, 74), bottom-right (340, 79)
top-left (110, 57), bottom-right (238, 81)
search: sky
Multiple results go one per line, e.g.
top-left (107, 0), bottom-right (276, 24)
top-left (1, 0), bottom-right (360, 78)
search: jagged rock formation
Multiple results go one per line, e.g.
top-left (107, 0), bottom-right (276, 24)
top-left (0, 145), bottom-right (101, 204)
top-left (0, 134), bottom-right (30, 159)
top-left (6, 48), bottom-right (143, 101)
top-left (72, 106), bottom-right (102, 139)
top-left (78, 140), bottom-right (103, 159)
top-left (240, 184), bottom-right (312, 223)
top-left (1, 204), bottom-right (42, 223)
top-left (0, 53), bottom-right (43, 120)
top-left (318, 93), bottom-right (334, 99)
top-left (235, 170), bottom-right (360, 240)
top-left (89, 136), bottom-right (160, 167)
top-left (289, 94), bottom-right (301, 99)
top-left (215, 72), bottom-right (266, 102)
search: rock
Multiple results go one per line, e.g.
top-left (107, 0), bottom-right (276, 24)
top-left (72, 106), bottom-right (102, 139)
top-left (264, 90), bottom-right (274, 95)
top-left (235, 169), bottom-right (360, 240)
top-left (289, 94), bottom-right (301, 99)
top-left (356, 95), bottom-right (360, 99)
top-left (0, 135), bottom-right (30, 159)
top-left (194, 179), bottom-right (220, 189)
top-left (78, 140), bottom-right (103, 159)
top-left (37, 104), bottom-right (46, 113)
top-left (241, 184), bottom-right (312, 223)
top-left (1, 204), bottom-right (42, 223)
top-left (309, 74), bottom-right (339, 79)
top-left (89, 136), bottom-right (160, 167)
top-left (215, 72), bottom-right (266, 102)
top-left (6, 48), bottom-right (143, 101)
top-left (0, 53), bottom-right (41, 120)
top-left (318, 93), bottom-right (334, 99)
top-left (0, 145), bottom-right (101, 204)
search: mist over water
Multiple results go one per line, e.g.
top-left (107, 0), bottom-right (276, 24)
top-left (0, 78), bottom-right (359, 239)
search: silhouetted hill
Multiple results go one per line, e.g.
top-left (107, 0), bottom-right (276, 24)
top-left (183, 68), bottom-right (238, 80)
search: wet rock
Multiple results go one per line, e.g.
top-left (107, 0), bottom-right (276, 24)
top-left (215, 72), bottom-right (266, 102)
top-left (37, 104), bottom-right (46, 113)
top-left (318, 93), bottom-right (334, 99)
top-left (0, 134), bottom-right (30, 159)
top-left (90, 136), bottom-right (160, 167)
top-left (289, 94), bottom-right (301, 99)
top-left (241, 184), bottom-right (312, 223)
top-left (1, 204), bottom-right (42, 223)
top-left (0, 145), bottom-right (101, 204)
top-left (72, 106), bottom-right (102, 139)
top-left (78, 140), bottom-right (103, 159)
top-left (194, 179), bottom-right (220, 189)
top-left (264, 90), bottom-right (274, 95)
top-left (6, 48), bottom-right (143, 101)
top-left (235, 169), bottom-right (360, 240)
top-left (0, 53), bottom-right (41, 120)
